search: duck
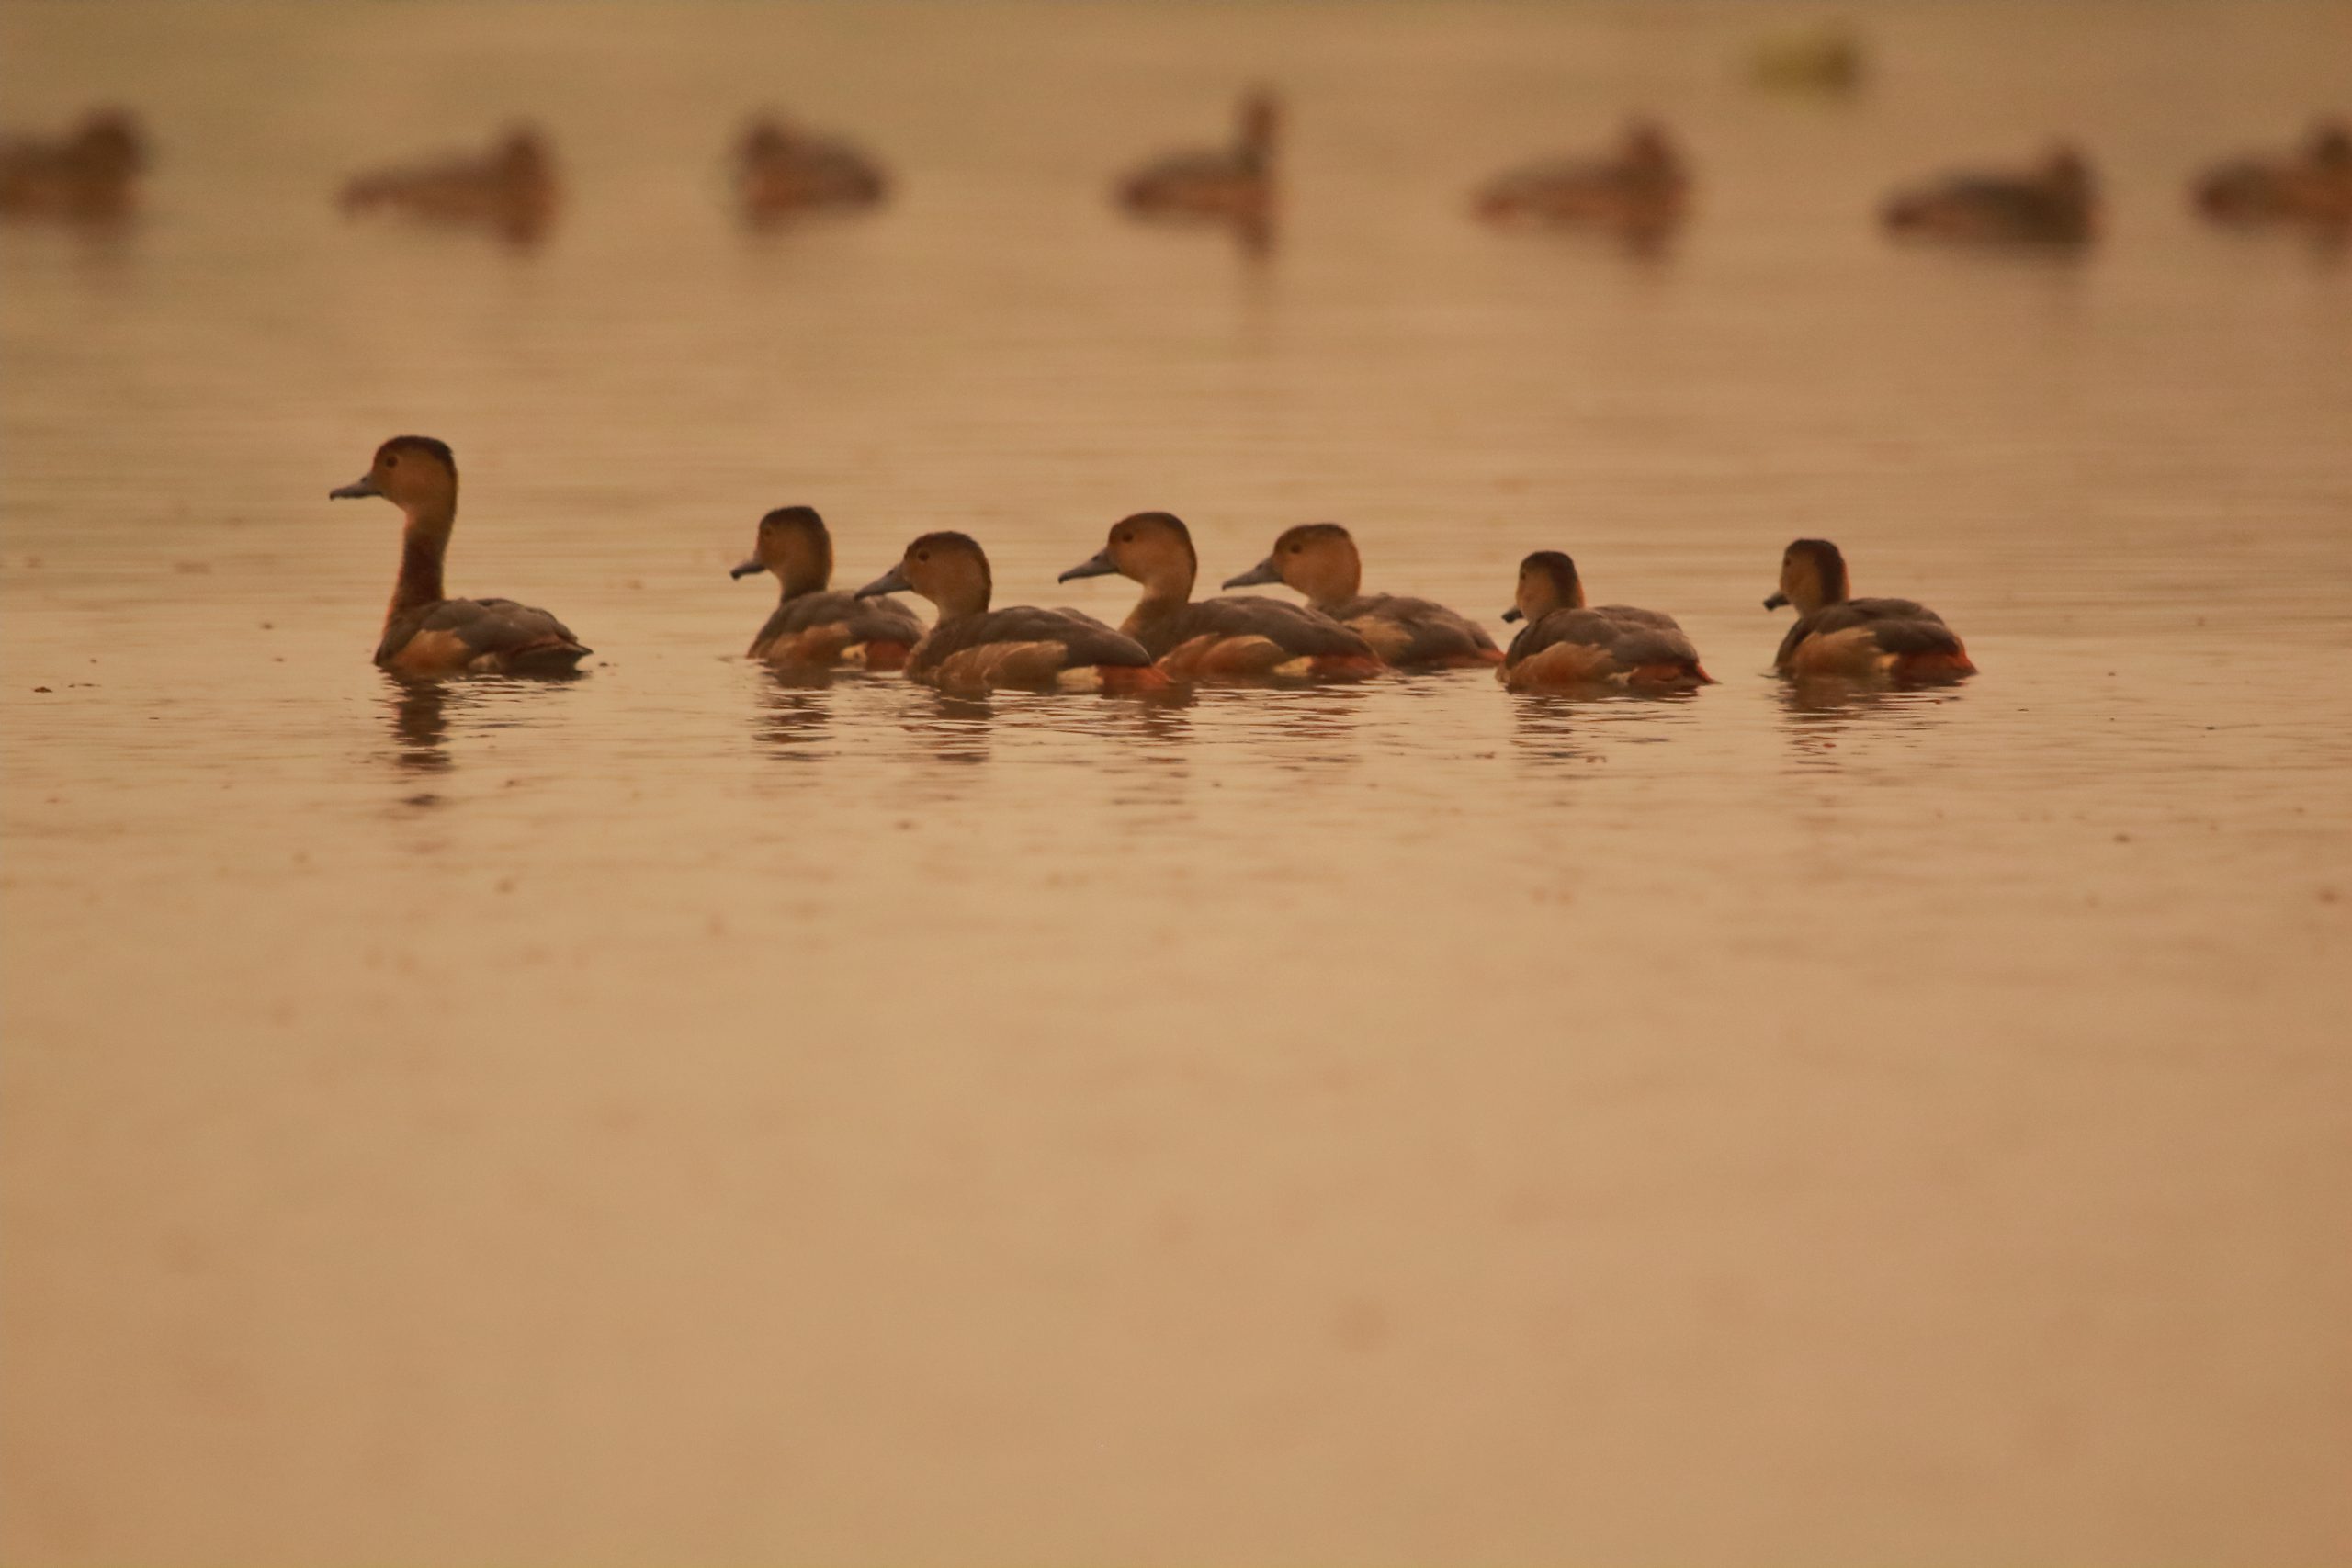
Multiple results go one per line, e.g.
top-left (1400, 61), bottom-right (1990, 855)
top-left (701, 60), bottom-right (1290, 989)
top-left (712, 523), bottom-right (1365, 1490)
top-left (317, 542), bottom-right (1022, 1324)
top-left (0, 108), bottom-right (146, 219)
top-left (1222, 523), bottom-right (1501, 668)
top-left (338, 125), bottom-right (558, 243)
top-left (1765, 538), bottom-right (1975, 682)
top-left (1115, 88), bottom-right (1279, 224)
top-left (733, 114), bottom-right (888, 222)
top-left (1058, 512), bottom-right (1385, 682)
top-left (1881, 143), bottom-right (2096, 244)
top-left (854, 532), bottom-right (1168, 694)
top-left (1474, 119), bottom-right (1690, 236)
top-left (1498, 552), bottom-right (1710, 692)
top-left (730, 505), bottom-right (922, 670)
top-left (2194, 119), bottom-right (2352, 226)
top-left (1747, 26), bottom-right (1866, 94)
top-left (329, 436), bottom-right (590, 677)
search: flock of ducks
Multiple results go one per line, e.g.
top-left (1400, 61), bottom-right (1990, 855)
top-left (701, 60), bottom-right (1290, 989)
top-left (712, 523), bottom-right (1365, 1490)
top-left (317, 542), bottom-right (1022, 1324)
top-left (330, 435), bottom-right (1975, 694)
top-left (6, 100), bottom-right (2350, 247)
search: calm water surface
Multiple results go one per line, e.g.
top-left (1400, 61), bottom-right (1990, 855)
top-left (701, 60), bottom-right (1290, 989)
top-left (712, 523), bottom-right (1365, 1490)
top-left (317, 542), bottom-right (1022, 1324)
top-left (4, 2), bottom-right (2350, 1562)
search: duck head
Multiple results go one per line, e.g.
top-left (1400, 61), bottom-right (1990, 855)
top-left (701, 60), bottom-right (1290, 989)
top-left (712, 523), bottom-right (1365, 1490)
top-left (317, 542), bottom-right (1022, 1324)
top-left (732, 504), bottom-right (834, 595)
top-left (857, 530), bottom-right (992, 619)
top-left (72, 109), bottom-right (147, 179)
top-left (1766, 537), bottom-right (1849, 614)
top-left (1222, 521), bottom-right (1361, 604)
top-left (1060, 511), bottom-right (1199, 600)
top-left (1239, 89), bottom-right (1283, 159)
top-left (331, 435), bottom-right (457, 520)
top-left (1503, 550), bottom-right (1585, 623)
top-left (2041, 143), bottom-right (2094, 203)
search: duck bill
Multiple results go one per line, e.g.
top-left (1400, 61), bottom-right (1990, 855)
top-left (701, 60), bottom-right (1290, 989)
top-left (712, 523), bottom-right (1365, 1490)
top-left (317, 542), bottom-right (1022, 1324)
top-left (1500, 608), bottom-right (1523, 623)
top-left (1763, 592), bottom-right (1790, 610)
top-left (854, 564), bottom-right (911, 598)
top-left (1057, 549), bottom-right (1118, 583)
top-left (729, 558), bottom-right (767, 581)
top-left (329, 475), bottom-right (381, 501)
top-left (1221, 558), bottom-right (1281, 589)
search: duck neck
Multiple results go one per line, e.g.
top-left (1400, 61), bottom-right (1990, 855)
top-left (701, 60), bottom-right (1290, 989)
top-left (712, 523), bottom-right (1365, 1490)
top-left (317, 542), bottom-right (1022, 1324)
top-left (1122, 572), bottom-right (1195, 638)
top-left (389, 504), bottom-right (453, 623)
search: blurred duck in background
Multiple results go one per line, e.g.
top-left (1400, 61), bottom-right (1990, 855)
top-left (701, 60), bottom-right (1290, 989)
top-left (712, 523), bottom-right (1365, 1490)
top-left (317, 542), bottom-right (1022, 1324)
top-left (1498, 553), bottom-right (1710, 693)
top-left (1473, 119), bottom-right (1690, 243)
top-left (0, 108), bottom-right (147, 220)
top-left (2194, 119), bottom-right (2352, 228)
top-left (855, 533), bottom-right (1167, 694)
top-left (329, 436), bottom-right (591, 677)
top-left (732, 114), bottom-right (888, 222)
top-left (1061, 513), bottom-right (1384, 682)
top-left (1764, 539), bottom-right (1974, 682)
top-left (730, 506), bottom-right (922, 671)
top-left (339, 125), bottom-right (558, 245)
top-left (1224, 523), bottom-right (1501, 669)
top-left (1882, 143), bottom-right (2096, 244)
top-left (1747, 24), bottom-right (1866, 94)
top-left (1114, 88), bottom-right (1280, 246)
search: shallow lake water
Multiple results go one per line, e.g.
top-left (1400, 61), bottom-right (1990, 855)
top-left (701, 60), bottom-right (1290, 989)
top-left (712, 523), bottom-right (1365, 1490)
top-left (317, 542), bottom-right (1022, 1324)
top-left (4, 1), bottom-right (2350, 1561)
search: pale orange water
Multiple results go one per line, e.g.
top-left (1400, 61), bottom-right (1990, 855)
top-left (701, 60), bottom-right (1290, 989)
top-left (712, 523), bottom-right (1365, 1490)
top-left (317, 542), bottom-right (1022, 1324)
top-left (4, 2), bottom-right (2350, 1562)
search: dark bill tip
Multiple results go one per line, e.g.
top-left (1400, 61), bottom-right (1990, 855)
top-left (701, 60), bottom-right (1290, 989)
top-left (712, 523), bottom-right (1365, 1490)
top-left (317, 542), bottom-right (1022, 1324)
top-left (1057, 550), bottom-right (1118, 583)
top-left (1220, 558), bottom-right (1280, 590)
top-left (729, 558), bottom-right (766, 581)
top-left (1763, 592), bottom-right (1789, 610)
top-left (329, 476), bottom-right (381, 501)
top-left (854, 566), bottom-right (910, 598)
top-left (1500, 607), bottom-right (1523, 623)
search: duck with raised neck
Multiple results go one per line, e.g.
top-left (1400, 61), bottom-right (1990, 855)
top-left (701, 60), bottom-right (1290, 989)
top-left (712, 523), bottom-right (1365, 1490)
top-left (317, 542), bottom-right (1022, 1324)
top-left (329, 436), bottom-right (590, 677)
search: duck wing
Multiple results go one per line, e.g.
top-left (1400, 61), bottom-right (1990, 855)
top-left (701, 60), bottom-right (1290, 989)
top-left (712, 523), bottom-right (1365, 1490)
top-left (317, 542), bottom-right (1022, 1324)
top-left (1157, 597), bottom-right (1374, 660)
top-left (379, 596), bottom-right (590, 672)
top-left (1338, 592), bottom-right (1498, 663)
top-left (1514, 606), bottom-right (1695, 667)
top-left (926, 605), bottom-right (1152, 670)
top-left (763, 590), bottom-right (922, 647)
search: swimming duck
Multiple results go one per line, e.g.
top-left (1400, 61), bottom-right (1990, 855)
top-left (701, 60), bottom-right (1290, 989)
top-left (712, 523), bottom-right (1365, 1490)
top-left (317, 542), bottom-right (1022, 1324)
top-left (1881, 144), bottom-right (2096, 244)
top-left (338, 126), bottom-right (558, 243)
top-left (1747, 26), bottom-right (1866, 94)
top-left (1115, 89), bottom-right (1279, 223)
top-left (733, 115), bottom-right (888, 221)
top-left (1223, 523), bottom-right (1501, 668)
top-left (329, 436), bottom-right (590, 677)
top-left (1498, 552), bottom-right (1710, 691)
top-left (730, 505), bottom-right (922, 669)
top-left (854, 532), bottom-right (1167, 694)
top-left (2194, 119), bottom-right (2352, 226)
top-left (1058, 512), bottom-right (1384, 681)
top-left (0, 108), bottom-right (146, 219)
top-left (1765, 538), bottom-right (1974, 682)
top-left (1474, 119), bottom-right (1690, 236)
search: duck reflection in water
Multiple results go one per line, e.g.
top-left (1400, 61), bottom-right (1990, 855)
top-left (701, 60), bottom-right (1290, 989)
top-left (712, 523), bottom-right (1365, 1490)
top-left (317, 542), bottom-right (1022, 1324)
top-left (1774, 679), bottom-right (1965, 765)
top-left (383, 676), bottom-right (457, 773)
top-left (753, 680), bottom-right (833, 760)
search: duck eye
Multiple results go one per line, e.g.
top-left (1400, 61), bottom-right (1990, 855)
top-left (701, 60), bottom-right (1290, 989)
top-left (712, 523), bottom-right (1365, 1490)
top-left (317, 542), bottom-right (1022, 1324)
top-left (915, 550), bottom-right (929, 563)
top-left (384, 454), bottom-right (399, 468)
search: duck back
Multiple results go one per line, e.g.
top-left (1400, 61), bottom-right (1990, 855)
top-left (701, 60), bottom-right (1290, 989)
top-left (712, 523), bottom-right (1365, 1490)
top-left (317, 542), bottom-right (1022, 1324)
top-left (1506, 605), bottom-right (1705, 688)
top-left (379, 596), bottom-right (590, 677)
top-left (751, 590), bottom-right (922, 666)
top-left (1775, 597), bottom-right (1973, 680)
top-left (1330, 592), bottom-right (1501, 667)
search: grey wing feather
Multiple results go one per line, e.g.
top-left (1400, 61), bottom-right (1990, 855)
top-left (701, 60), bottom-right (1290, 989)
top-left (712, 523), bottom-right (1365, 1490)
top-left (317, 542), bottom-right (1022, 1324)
top-left (1185, 596), bottom-right (1375, 658)
top-left (1342, 593), bottom-right (1497, 662)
